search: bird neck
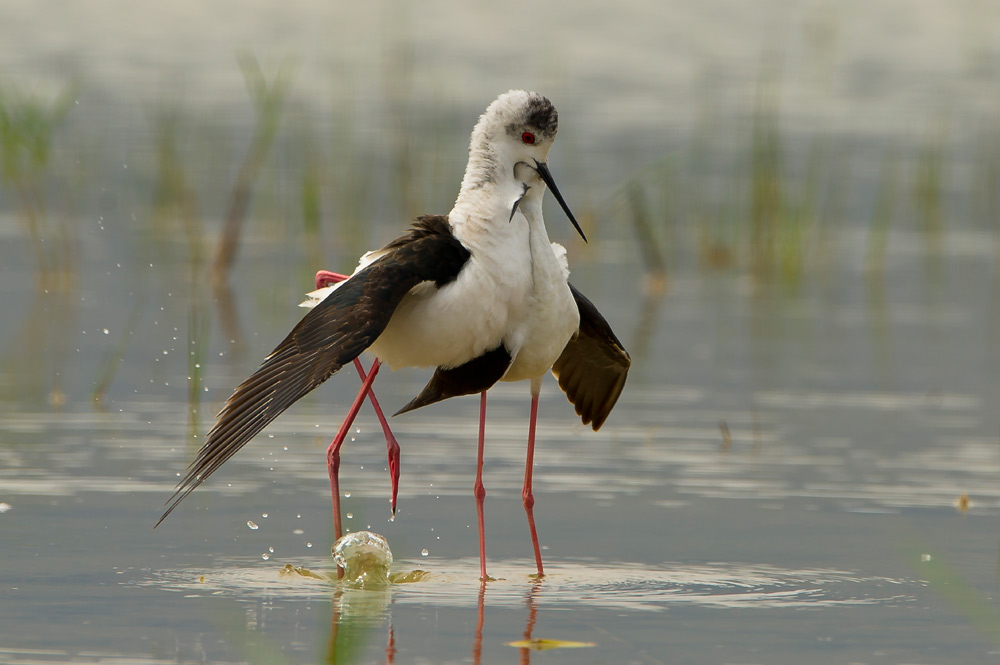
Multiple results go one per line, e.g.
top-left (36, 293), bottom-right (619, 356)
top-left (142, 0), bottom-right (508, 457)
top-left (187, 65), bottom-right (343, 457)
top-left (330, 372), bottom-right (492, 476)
top-left (451, 169), bottom-right (525, 237)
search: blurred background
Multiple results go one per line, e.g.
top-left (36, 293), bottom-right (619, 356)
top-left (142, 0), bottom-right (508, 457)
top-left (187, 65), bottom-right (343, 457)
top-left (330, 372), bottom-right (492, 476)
top-left (3, 1), bottom-right (1000, 663)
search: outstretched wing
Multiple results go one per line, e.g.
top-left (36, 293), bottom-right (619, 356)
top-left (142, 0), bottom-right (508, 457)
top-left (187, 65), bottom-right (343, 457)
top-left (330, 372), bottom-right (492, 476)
top-left (157, 216), bottom-right (469, 525)
top-left (552, 284), bottom-right (630, 431)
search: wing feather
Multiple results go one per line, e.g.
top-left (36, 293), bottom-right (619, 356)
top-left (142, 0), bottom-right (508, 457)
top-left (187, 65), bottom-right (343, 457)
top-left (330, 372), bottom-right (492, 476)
top-left (552, 284), bottom-right (630, 431)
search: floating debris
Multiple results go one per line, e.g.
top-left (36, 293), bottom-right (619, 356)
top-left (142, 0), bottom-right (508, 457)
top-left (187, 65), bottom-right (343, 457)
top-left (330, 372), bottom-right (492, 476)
top-left (507, 639), bottom-right (596, 650)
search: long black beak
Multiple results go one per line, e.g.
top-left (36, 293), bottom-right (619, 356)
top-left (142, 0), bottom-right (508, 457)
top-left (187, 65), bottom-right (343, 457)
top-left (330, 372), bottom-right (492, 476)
top-left (535, 160), bottom-right (587, 243)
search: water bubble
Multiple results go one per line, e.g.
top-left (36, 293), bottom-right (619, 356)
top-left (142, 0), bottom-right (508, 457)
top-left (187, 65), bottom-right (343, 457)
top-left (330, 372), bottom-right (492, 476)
top-left (421, 549), bottom-right (429, 557)
top-left (247, 521), bottom-right (259, 530)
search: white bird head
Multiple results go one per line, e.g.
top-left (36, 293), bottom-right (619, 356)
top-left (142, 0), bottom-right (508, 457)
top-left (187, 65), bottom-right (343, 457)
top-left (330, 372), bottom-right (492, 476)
top-left (459, 90), bottom-right (587, 242)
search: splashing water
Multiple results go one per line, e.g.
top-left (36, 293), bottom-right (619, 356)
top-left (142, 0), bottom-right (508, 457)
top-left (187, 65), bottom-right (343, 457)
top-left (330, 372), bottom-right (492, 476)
top-left (332, 531), bottom-right (393, 587)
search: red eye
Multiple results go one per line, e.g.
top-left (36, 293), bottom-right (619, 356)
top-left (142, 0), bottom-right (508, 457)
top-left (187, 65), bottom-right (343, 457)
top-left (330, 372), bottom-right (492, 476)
top-left (521, 131), bottom-right (535, 145)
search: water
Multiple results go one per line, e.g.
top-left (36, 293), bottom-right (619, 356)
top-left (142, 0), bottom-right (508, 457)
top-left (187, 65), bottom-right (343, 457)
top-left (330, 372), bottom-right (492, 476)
top-left (333, 531), bottom-right (394, 587)
top-left (3, 1), bottom-right (1000, 663)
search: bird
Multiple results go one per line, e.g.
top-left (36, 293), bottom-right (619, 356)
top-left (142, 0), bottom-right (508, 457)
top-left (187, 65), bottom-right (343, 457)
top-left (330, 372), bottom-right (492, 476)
top-left (156, 90), bottom-right (630, 580)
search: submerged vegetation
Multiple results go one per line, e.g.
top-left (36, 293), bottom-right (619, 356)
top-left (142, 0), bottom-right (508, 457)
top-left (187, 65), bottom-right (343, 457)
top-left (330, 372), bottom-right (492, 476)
top-left (618, 84), bottom-right (994, 293)
top-left (0, 79), bottom-right (78, 290)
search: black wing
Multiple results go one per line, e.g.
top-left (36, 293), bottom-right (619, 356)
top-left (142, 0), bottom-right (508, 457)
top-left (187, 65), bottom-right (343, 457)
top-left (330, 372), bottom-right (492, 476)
top-left (156, 216), bottom-right (469, 525)
top-left (394, 344), bottom-right (513, 416)
top-left (552, 283), bottom-right (630, 431)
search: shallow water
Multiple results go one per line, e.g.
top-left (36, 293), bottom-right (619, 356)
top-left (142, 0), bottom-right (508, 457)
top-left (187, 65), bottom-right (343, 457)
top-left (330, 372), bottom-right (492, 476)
top-left (4, 230), bottom-right (1000, 662)
top-left (4, 1), bottom-right (1000, 663)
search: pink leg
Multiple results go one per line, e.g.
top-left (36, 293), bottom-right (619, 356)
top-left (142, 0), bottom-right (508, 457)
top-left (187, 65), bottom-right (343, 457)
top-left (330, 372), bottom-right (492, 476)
top-left (327, 360), bottom-right (382, 541)
top-left (522, 391), bottom-right (544, 577)
top-left (350, 360), bottom-right (401, 514)
top-left (474, 391), bottom-right (489, 581)
top-left (316, 270), bottom-right (401, 513)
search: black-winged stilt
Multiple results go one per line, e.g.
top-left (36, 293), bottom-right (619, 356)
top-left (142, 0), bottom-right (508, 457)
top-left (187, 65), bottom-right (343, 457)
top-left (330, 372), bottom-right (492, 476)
top-left (156, 90), bottom-right (630, 580)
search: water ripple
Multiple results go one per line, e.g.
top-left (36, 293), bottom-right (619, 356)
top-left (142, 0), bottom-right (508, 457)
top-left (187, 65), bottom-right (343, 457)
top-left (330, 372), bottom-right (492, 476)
top-left (136, 557), bottom-right (917, 612)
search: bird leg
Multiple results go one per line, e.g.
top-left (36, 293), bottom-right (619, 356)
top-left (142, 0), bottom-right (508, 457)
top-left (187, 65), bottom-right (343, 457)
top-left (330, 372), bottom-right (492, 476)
top-left (327, 359), bottom-right (382, 540)
top-left (475, 391), bottom-right (489, 581)
top-left (522, 387), bottom-right (544, 577)
top-left (315, 270), bottom-right (402, 514)
top-left (350, 361), bottom-right (401, 514)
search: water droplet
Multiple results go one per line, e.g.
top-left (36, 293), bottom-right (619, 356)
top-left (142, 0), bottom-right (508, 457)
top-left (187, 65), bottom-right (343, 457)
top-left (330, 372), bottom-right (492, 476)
top-left (346, 512), bottom-right (354, 519)
top-left (344, 492), bottom-right (351, 498)
top-left (293, 529), bottom-right (304, 535)
top-left (296, 514), bottom-right (302, 519)
top-left (921, 553), bottom-right (933, 562)
top-left (268, 546), bottom-right (274, 553)
top-left (102, 329), bottom-right (109, 335)
top-left (261, 553), bottom-right (270, 560)
top-left (388, 514), bottom-right (395, 522)
top-left (247, 521), bottom-right (259, 530)
top-left (262, 513), bottom-right (268, 518)
top-left (306, 542), bottom-right (313, 548)
top-left (421, 549), bottom-right (429, 557)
